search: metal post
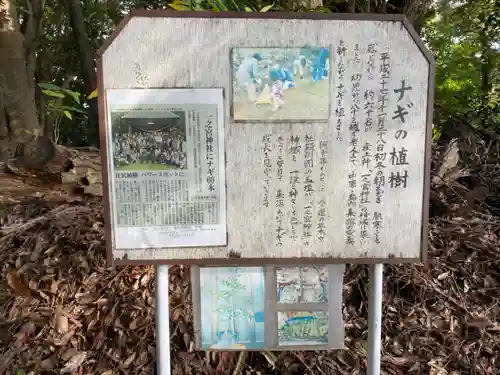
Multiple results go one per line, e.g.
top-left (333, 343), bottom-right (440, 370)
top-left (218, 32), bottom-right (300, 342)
top-left (367, 263), bottom-right (383, 375)
top-left (156, 265), bottom-right (171, 375)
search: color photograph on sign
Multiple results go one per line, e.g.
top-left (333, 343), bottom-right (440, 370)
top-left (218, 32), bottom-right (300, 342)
top-left (277, 311), bottom-right (329, 346)
top-left (198, 267), bottom-right (266, 350)
top-left (231, 47), bottom-right (331, 121)
top-left (277, 266), bottom-right (328, 304)
top-left (104, 88), bottom-right (227, 250)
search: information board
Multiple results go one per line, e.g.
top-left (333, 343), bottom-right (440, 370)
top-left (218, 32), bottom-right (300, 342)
top-left (98, 11), bottom-right (435, 264)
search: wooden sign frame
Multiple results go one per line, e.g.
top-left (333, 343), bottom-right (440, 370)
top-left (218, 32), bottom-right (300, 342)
top-left (97, 11), bottom-right (435, 266)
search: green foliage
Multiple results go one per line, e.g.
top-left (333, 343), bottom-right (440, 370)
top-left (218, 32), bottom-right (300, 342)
top-left (168, 0), bottom-right (275, 12)
top-left (423, 0), bottom-right (500, 132)
top-left (38, 82), bottom-right (88, 119)
top-left (21, 0), bottom-right (499, 147)
top-left (214, 271), bottom-right (253, 323)
top-left (38, 82), bottom-right (89, 143)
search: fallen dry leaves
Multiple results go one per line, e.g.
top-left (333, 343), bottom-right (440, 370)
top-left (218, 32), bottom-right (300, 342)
top-left (0, 134), bottom-right (499, 374)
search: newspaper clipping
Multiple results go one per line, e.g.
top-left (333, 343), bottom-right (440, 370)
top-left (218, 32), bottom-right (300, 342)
top-left (105, 89), bottom-right (227, 249)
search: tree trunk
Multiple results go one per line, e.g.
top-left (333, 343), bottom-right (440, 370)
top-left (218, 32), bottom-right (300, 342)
top-left (20, 0), bottom-right (44, 97)
top-left (349, 0), bottom-right (355, 12)
top-left (0, 0), bottom-right (77, 174)
top-left (22, 0), bottom-right (46, 134)
top-left (34, 68), bottom-right (47, 136)
top-left (0, 0), bottom-right (42, 161)
top-left (478, 13), bottom-right (493, 128)
top-left (67, 0), bottom-right (98, 131)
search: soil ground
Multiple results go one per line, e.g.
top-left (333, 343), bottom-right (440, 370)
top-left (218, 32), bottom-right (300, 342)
top-left (233, 78), bottom-right (330, 121)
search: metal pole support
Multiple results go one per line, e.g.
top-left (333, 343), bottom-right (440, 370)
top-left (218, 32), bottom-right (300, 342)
top-left (156, 265), bottom-right (171, 375)
top-left (367, 263), bottom-right (383, 375)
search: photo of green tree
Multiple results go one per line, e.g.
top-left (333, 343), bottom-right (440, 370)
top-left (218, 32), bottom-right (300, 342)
top-left (199, 267), bottom-right (265, 349)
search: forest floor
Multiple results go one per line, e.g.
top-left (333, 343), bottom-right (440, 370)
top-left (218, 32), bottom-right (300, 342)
top-left (1, 134), bottom-right (500, 375)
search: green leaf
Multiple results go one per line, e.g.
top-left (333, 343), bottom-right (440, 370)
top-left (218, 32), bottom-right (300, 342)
top-left (60, 105), bottom-right (87, 114)
top-left (311, 6), bottom-right (332, 12)
top-left (205, 0), bottom-right (228, 12)
top-left (62, 89), bottom-right (81, 104)
top-left (215, 0), bottom-right (228, 11)
top-left (63, 110), bottom-right (72, 120)
top-left (260, 4), bottom-right (273, 12)
top-left (16, 369), bottom-right (25, 375)
top-left (87, 88), bottom-right (98, 100)
top-left (169, 2), bottom-right (189, 10)
top-left (229, 0), bottom-right (240, 10)
top-left (244, 6), bottom-right (253, 11)
top-left (38, 82), bottom-right (61, 91)
top-left (42, 89), bottom-right (65, 98)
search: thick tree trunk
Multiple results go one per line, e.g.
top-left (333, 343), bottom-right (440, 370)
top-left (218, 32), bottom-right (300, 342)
top-left (20, 0), bottom-right (44, 96)
top-left (22, 0), bottom-right (45, 135)
top-left (0, 0), bottom-right (42, 160)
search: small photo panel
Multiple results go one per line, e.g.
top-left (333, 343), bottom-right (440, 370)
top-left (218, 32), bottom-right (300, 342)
top-left (199, 267), bottom-right (266, 350)
top-left (277, 266), bottom-right (328, 304)
top-left (277, 311), bottom-right (329, 346)
top-left (232, 47), bottom-right (331, 121)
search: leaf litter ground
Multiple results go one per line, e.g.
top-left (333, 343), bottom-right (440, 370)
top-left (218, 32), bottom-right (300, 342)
top-left (1, 136), bottom-right (500, 375)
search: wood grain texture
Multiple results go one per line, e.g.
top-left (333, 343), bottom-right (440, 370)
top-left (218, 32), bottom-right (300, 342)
top-left (101, 16), bottom-right (431, 262)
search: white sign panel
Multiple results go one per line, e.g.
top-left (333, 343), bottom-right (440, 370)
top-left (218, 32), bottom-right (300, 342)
top-left (99, 12), bottom-right (434, 264)
top-left (104, 88), bottom-right (227, 249)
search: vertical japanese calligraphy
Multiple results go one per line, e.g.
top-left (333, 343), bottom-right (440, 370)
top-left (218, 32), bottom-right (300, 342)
top-left (335, 41), bottom-right (347, 141)
top-left (392, 80), bottom-right (413, 124)
top-left (366, 44), bottom-right (376, 80)
top-left (240, 40), bottom-right (425, 257)
top-left (289, 135), bottom-right (301, 241)
top-left (264, 133), bottom-right (332, 248)
top-left (359, 141), bottom-right (372, 243)
top-left (303, 134), bottom-right (315, 247)
top-left (205, 114), bottom-right (216, 192)
top-left (364, 44), bottom-right (377, 133)
top-left (276, 188), bottom-right (285, 247)
top-left (344, 45), bottom-right (363, 246)
top-left (276, 136), bottom-right (286, 247)
top-left (277, 136), bottom-right (285, 183)
top-left (263, 134), bottom-right (272, 208)
top-left (389, 144), bottom-right (409, 188)
top-left (317, 140), bottom-right (328, 243)
top-left (372, 51), bottom-right (391, 244)
top-left (389, 79), bottom-right (413, 190)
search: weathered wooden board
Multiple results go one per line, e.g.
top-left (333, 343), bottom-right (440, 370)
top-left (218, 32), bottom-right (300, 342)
top-left (98, 11), bottom-right (435, 264)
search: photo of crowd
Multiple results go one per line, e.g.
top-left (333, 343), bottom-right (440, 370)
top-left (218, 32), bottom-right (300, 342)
top-left (232, 47), bottom-right (331, 121)
top-left (111, 110), bottom-right (187, 171)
